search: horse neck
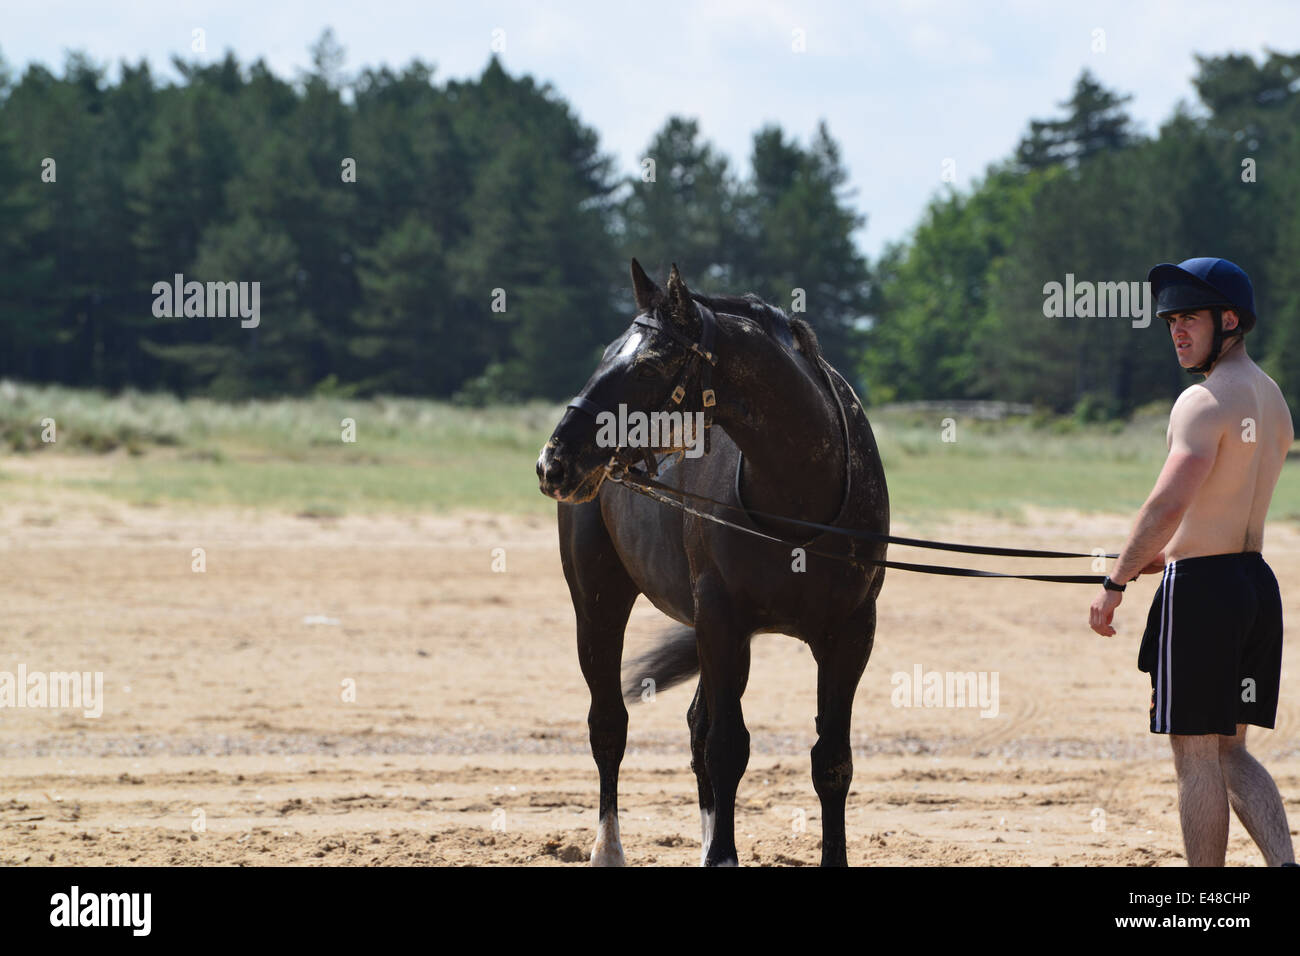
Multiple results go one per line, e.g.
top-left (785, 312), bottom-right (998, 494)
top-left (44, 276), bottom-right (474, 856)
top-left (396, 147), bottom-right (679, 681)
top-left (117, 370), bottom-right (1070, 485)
top-left (710, 314), bottom-right (845, 522)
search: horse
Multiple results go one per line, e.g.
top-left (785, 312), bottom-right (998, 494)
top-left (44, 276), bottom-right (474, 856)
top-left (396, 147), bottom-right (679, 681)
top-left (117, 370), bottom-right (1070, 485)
top-left (536, 260), bottom-right (889, 866)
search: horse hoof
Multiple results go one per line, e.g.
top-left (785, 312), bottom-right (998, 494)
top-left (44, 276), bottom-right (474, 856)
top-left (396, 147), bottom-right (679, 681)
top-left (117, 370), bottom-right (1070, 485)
top-left (590, 846), bottom-right (626, 867)
top-left (590, 813), bottom-right (625, 866)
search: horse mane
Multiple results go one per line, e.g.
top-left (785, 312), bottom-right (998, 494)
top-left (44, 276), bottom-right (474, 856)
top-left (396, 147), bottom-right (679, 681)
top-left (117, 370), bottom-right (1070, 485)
top-left (689, 292), bottom-right (824, 364)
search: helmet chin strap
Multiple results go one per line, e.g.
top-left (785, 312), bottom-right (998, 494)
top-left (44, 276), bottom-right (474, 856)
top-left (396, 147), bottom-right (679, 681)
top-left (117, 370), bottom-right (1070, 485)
top-left (1185, 307), bottom-right (1240, 375)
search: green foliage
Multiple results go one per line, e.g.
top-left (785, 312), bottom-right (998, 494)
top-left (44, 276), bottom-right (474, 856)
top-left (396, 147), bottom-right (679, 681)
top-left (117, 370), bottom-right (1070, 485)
top-left (7, 38), bottom-right (1300, 425)
top-left (0, 40), bottom-right (872, 402)
top-left (618, 117), bottom-right (737, 283)
top-left (727, 122), bottom-right (872, 373)
top-left (865, 53), bottom-right (1300, 421)
top-left (0, 42), bottom-right (625, 401)
top-left (1015, 68), bottom-right (1139, 169)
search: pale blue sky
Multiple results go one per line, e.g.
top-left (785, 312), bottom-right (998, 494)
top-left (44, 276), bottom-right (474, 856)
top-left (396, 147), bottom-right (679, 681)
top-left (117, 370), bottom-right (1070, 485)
top-left (5, 1), bottom-right (1298, 256)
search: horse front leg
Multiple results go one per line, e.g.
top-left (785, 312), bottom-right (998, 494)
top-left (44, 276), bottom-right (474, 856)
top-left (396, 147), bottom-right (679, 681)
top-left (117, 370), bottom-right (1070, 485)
top-left (561, 502), bottom-right (640, 866)
top-left (577, 613), bottom-right (634, 866)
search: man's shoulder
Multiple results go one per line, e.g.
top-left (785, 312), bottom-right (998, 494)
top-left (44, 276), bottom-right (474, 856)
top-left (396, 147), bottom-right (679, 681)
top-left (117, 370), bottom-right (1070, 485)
top-left (1212, 361), bottom-right (1287, 413)
top-left (1172, 382), bottom-right (1222, 415)
top-left (1252, 368), bottom-right (1295, 440)
top-left (1251, 365), bottom-right (1288, 406)
top-left (1169, 383), bottom-right (1229, 443)
top-left (1183, 362), bottom-right (1269, 410)
top-left (1178, 365), bottom-right (1292, 442)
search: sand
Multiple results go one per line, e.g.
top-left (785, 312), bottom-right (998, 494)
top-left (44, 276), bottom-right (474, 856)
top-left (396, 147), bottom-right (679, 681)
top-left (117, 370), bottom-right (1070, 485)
top-left (1, 499), bottom-right (1296, 866)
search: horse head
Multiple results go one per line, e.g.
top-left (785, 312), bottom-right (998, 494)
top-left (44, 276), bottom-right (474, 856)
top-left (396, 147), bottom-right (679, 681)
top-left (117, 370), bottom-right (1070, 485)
top-left (537, 259), bottom-right (716, 502)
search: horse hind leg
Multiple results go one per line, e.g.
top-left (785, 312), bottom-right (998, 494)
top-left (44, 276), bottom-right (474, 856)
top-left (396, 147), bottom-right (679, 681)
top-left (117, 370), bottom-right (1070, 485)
top-left (810, 603), bottom-right (877, 867)
top-left (688, 634), bottom-right (752, 866)
top-left (687, 680), bottom-right (714, 865)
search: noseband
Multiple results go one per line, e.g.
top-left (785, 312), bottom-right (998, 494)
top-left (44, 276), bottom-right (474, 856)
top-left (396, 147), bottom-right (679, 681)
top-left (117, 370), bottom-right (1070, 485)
top-left (566, 304), bottom-right (720, 474)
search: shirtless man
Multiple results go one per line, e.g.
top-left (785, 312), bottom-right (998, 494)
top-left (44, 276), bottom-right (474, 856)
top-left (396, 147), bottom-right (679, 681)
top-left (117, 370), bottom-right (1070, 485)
top-left (1088, 257), bottom-right (1295, 867)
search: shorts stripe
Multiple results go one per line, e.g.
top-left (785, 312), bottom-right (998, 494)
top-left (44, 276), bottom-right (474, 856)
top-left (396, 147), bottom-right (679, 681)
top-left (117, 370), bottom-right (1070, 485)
top-left (1159, 564), bottom-right (1170, 728)
top-left (1155, 561), bottom-right (1175, 732)
top-left (1165, 561), bottom-right (1176, 731)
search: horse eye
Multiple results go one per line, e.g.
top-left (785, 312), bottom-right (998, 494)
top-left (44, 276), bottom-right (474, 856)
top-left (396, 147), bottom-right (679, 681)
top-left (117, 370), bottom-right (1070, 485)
top-left (636, 364), bottom-right (660, 380)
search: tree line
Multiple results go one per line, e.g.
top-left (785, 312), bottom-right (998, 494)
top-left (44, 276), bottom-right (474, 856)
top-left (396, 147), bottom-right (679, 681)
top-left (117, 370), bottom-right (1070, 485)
top-left (2, 33), bottom-right (1299, 417)
top-left (865, 54), bottom-right (1300, 416)
top-left (0, 31), bottom-right (867, 402)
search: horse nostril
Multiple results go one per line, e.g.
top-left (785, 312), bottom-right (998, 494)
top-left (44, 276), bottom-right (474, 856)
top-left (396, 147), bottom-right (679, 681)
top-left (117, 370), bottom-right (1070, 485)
top-left (536, 451), bottom-right (566, 488)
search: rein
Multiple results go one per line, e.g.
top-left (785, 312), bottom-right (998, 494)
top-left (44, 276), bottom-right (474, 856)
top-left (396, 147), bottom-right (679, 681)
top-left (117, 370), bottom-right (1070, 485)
top-left (607, 466), bottom-right (1109, 584)
top-left (574, 300), bottom-right (1109, 585)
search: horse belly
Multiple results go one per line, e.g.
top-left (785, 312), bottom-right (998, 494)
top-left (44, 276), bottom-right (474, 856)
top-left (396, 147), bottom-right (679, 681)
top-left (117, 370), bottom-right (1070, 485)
top-left (714, 531), bottom-right (876, 635)
top-left (600, 485), bottom-right (696, 625)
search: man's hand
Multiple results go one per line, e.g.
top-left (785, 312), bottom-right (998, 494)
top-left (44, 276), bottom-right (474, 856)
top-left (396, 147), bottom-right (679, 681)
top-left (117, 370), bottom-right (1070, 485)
top-left (1089, 588), bottom-right (1123, 636)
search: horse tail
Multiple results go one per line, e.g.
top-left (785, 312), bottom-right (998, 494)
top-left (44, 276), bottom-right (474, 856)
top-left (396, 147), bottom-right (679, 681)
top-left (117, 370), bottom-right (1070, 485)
top-left (622, 625), bottom-right (700, 704)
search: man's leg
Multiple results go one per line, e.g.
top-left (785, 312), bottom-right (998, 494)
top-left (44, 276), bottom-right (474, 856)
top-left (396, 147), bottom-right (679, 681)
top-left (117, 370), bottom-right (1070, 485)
top-left (1170, 734), bottom-right (1229, 866)
top-left (1219, 724), bottom-right (1295, 866)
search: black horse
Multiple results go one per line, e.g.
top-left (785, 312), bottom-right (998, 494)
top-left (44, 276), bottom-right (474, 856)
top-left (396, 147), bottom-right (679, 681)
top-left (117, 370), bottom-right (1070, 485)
top-left (536, 260), bottom-right (889, 866)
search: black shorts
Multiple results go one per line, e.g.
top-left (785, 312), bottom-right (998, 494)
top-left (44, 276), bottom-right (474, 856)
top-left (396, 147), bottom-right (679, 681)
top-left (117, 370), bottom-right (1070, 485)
top-left (1137, 551), bottom-right (1283, 736)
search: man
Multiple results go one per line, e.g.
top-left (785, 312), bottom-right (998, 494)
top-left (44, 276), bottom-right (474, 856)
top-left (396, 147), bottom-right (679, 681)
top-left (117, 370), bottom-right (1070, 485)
top-left (1088, 257), bottom-right (1296, 867)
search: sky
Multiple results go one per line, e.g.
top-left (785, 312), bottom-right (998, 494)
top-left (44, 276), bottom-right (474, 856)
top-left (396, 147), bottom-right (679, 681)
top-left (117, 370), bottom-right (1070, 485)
top-left (5, 1), bottom-right (1299, 258)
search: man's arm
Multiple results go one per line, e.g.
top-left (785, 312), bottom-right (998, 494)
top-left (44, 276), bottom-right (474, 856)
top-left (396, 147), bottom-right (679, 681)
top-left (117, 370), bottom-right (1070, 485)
top-left (1089, 389), bottom-right (1223, 636)
top-left (1109, 389), bottom-right (1223, 582)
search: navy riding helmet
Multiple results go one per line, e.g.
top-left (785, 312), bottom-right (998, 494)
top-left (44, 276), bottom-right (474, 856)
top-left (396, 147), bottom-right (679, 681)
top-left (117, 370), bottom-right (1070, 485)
top-left (1147, 257), bottom-right (1257, 374)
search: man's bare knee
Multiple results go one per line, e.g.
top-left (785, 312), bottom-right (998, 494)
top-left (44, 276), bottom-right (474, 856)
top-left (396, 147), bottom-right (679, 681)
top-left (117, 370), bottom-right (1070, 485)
top-left (1172, 733), bottom-right (1221, 764)
top-left (1218, 724), bottom-right (1249, 760)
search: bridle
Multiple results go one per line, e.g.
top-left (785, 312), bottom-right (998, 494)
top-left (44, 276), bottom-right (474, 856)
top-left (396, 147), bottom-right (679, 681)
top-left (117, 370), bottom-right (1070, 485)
top-left (566, 303), bottom-right (720, 474)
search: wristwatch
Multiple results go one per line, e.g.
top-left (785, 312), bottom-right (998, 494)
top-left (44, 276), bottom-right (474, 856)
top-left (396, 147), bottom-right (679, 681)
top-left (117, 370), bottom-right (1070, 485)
top-left (1102, 576), bottom-right (1126, 592)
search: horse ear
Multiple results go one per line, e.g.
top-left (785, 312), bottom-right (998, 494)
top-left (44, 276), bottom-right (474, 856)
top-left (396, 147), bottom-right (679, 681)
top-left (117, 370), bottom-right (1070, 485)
top-left (666, 263), bottom-right (697, 328)
top-left (630, 258), bottom-right (663, 312)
